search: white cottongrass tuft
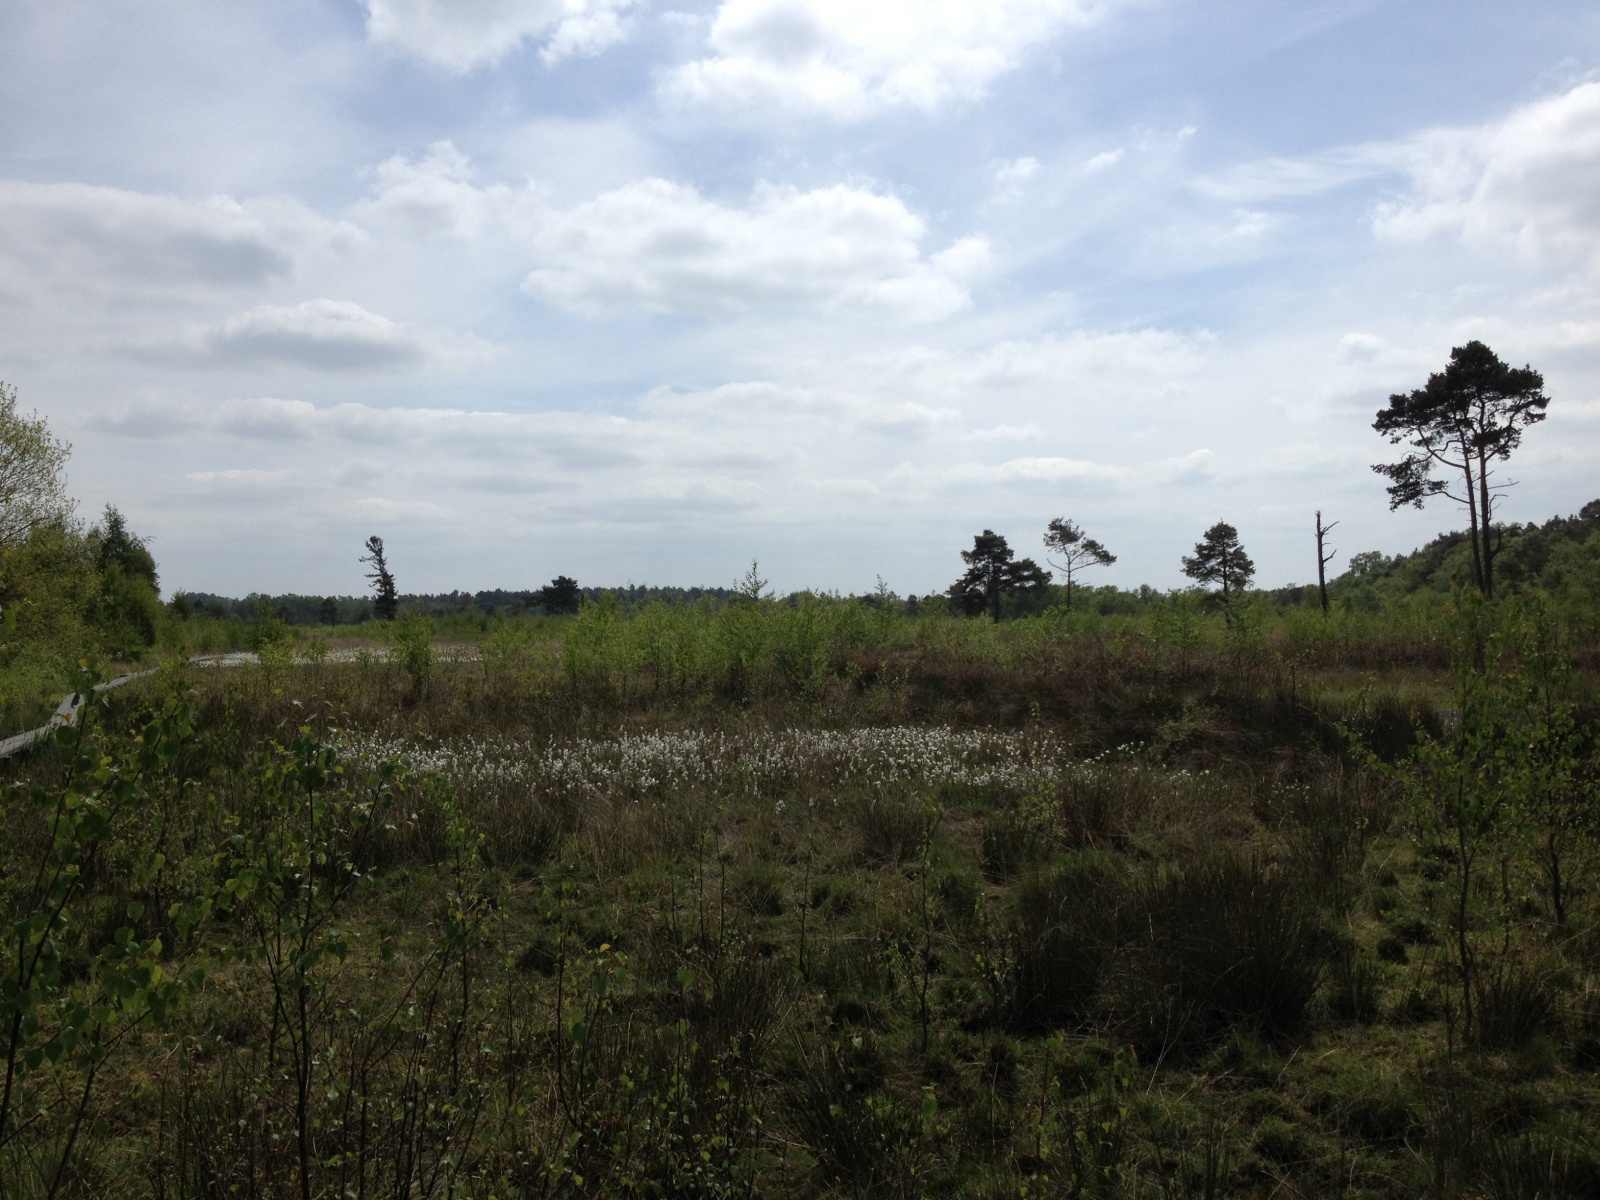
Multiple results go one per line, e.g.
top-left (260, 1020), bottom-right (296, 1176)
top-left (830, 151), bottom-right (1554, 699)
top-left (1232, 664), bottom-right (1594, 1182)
top-left (335, 725), bottom-right (1072, 802)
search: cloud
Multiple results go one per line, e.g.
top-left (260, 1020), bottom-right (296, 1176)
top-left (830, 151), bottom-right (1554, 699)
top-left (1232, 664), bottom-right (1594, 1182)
top-left (97, 373), bottom-right (1193, 537)
top-left (212, 396), bottom-right (321, 439)
top-left (847, 328), bottom-right (1210, 404)
top-left (639, 380), bottom-right (960, 440)
top-left (185, 467), bottom-right (300, 489)
top-left (0, 181), bottom-right (347, 295)
top-left (177, 299), bottom-right (488, 372)
top-left (1207, 81), bottom-right (1600, 274)
top-left (996, 157), bottom-right (1040, 187)
top-left (1197, 150), bottom-right (1393, 203)
top-left (1373, 81), bottom-right (1600, 271)
top-left (91, 394), bottom-right (207, 439)
top-left (357, 146), bottom-right (989, 321)
top-left (359, 142), bottom-right (536, 240)
top-left (940, 446), bottom-right (1212, 488)
top-left (991, 156), bottom-right (1040, 203)
top-left (1335, 332), bottom-right (1387, 363)
top-left (660, 0), bottom-right (1123, 119)
top-left (200, 301), bottom-right (426, 371)
top-left (363, 0), bottom-right (637, 71)
top-left (987, 455), bottom-right (1127, 484)
top-left (522, 178), bottom-right (990, 319)
top-left (1084, 147), bottom-right (1124, 173)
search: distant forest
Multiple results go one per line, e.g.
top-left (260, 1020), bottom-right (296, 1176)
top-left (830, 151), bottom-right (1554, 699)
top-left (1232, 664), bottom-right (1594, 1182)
top-left (175, 500), bottom-right (1600, 627)
top-left (174, 583), bottom-right (747, 626)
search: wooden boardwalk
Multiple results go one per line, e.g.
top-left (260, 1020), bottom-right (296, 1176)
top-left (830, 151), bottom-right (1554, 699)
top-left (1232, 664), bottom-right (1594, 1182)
top-left (0, 654), bottom-right (257, 760)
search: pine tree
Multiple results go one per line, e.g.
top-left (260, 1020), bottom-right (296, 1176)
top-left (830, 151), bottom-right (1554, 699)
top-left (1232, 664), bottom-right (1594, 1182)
top-left (1181, 522), bottom-right (1255, 600)
top-left (361, 535), bottom-right (398, 620)
top-left (950, 530), bottom-right (1050, 623)
top-left (1042, 518), bottom-right (1116, 610)
top-left (1373, 341), bottom-right (1548, 599)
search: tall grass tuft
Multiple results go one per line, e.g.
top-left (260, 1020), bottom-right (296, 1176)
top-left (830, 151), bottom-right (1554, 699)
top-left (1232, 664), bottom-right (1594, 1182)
top-left (993, 854), bottom-right (1126, 1034)
top-left (1112, 854), bottom-right (1322, 1055)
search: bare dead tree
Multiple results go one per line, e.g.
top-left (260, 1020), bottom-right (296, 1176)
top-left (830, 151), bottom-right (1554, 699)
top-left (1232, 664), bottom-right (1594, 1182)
top-left (1315, 511), bottom-right (1338, 616)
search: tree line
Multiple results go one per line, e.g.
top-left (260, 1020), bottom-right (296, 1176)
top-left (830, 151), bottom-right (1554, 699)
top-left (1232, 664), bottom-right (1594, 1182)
top-left (0, 338), bottom-right (1573, 660)
top-left (0, 384), bottom-right (163, 681)
top-left (944, 340), bottom-right (1556, 622)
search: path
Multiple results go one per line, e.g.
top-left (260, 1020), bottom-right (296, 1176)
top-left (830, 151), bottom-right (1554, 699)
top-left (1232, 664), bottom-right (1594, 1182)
top-left (0, 653), bottom-right (257, 760)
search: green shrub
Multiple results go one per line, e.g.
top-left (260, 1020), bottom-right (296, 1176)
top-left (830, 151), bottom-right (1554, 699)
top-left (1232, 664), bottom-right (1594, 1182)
top-left (1253, 1116), bottom-right (1314, 1166)
top-left (388, 609), bottom-right (434, 691)
top-left (981, 808), bottom-right (1051, 881)
top-left (1112, 854), bottom-right (1321, 1054)
top-left (1473, 954), bottom-right (1559, 1050)
top-left (785, 1035), bottom-right (929, 1192)
top-left (994, 854), bottom-right (1124, 1033)
top-left (1327, 947), bottom-right (1384, 1024)
top-left (858, 791), bottom-right (936, 865)
top-left (732, 860), bottom-right (786, 916)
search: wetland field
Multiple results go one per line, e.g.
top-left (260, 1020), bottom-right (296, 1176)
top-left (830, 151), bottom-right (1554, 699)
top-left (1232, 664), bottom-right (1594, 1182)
top-left (3, 593), bottom-right (1599, 1199)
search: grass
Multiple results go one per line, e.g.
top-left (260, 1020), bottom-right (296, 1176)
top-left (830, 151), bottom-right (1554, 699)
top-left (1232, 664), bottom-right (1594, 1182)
top-left (0, 596), bottom-right (1597, 1198)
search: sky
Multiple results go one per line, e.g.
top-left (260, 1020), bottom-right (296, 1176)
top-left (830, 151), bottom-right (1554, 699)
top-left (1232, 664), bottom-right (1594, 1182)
top-left (1, 1), bottom-right (1597, 600)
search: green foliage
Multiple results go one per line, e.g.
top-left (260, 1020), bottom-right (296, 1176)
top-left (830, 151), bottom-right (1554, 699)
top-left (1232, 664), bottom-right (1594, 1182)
top-left (951, 529), bottom-right (1052, 622)
top-left (1, 500), bottom-right (164, 732)
top-left (0, 563), bottom-right (1597, 1198)
top-left (386, 608), bottom-right (435, 692)
top-left (1328, 501), bottom-right (1600, 633)
top-left (0, 662), bottom-right (202, 1193)
top-left (1181, 522), bottom-right (1255, 601)
top-left (1372, 341), bottom-right (1549, 598)
top-left (0, 381), bottom-right (73, 549)
top-left (993, 855), bottom-right (1125, 1033)
top-left (1115, 854), bottom-right (1322, 1054)
top-left (786, 1033), bottom-right (935, 1193)
top-left (1379, 593), bottom-right (1593, 1047)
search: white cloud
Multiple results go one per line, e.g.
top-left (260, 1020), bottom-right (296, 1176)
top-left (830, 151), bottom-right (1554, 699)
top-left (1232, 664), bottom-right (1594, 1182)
top-left (522, 178), bottom-right (990, 319)
top-left (363, 0), bottom-right (637, 71)
top-left (843, 328), bottom-right (1210, 405)
top-left (213, 396), bottom-right (321, 440)
top-left (356, 147), bottom-right (990, 321)
top-left (186, 467), bottom-right (300, 489)
top-left (1197, 150), bottom-right (1392, 203)
top-left (360, 142), bottom-right (534, 240)
top-left (200, 301), bottom-right (425, 370)
top-left (987, 455), bottom-right (1127, 483)
top-left (996, 156), bottom-right (1040, 186)
top-left (0, 181), bottom-right (348, 296)
top-left (1373, 81), bottom-right (1600, 271)
top-left (660, 0), bottom-right (1123, 119)
top-left (970, 423), bottom-right (1040, 442)
top-left (1336, 332), bottom-right (1388, 362)
top-left (991, 156), bottom-right (1040, 204)
top-left (151, 299), bottom-right (491, 372)
top-left (1084, 147), bottom-right (1124, 173)
top-left (1198, 81), bottom-right (1600, 277)
top-left (639, 379), bottom-right (960, 440)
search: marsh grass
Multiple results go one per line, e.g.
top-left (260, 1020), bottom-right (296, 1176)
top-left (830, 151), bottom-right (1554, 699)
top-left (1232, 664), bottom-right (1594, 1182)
top-left (1, 593), bottom-right (1597, 1199)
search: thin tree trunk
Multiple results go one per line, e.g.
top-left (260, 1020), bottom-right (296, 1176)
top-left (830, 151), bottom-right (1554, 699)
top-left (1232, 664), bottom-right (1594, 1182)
top-left (1315, 511), bottom-right (1337, 616)
top-left (1456, 826), bottom-right (1475, 1044)
top-left (1547, 831), bottom-right (1566, 930)
top-left (1476, 443), bottom-right (1496, 599)
top-left (1457, 443), bottom-right (1485, 595)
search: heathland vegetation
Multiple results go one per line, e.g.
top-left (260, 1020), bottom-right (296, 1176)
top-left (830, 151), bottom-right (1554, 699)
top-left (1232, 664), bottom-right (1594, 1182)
top-left (1, 344), bottom-right (1599, 1198)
